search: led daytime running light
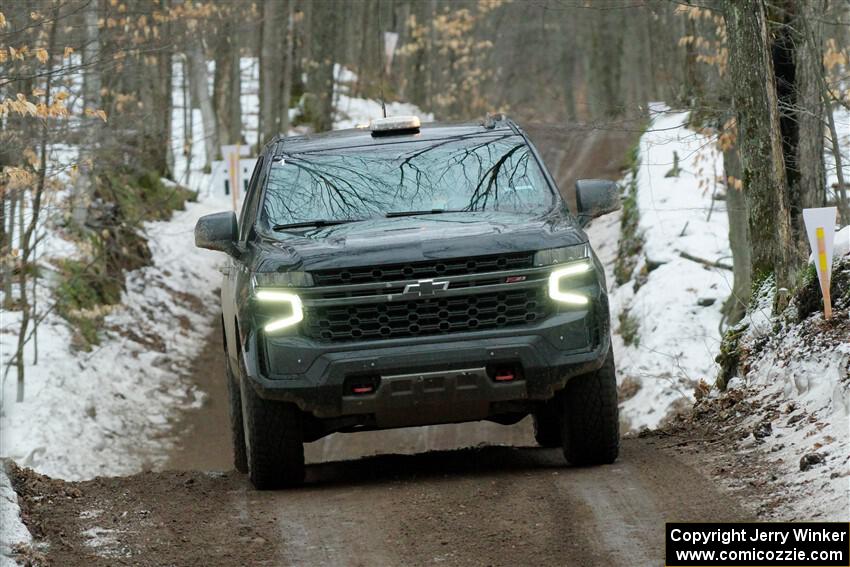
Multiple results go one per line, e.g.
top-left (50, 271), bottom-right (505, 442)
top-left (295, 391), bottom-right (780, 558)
top-left (255, 290), bottom-right (304, 332)
top-left (548, 262), bottom-right (590, 305)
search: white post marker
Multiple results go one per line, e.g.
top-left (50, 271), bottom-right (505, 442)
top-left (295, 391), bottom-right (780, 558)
top-left (802, 207), bottom-right (838, 320)
top-left (221, 144), bottom-right (242, 212)
top-left (383, 31), bottom-right (398, 76)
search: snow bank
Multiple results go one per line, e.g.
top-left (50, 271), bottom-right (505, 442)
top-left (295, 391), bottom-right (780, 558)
top-left (723, 245), bottom-right (850, 520)
top-left (590, 107), bottom-right (731, 431)
top-left (735, 329), bottom-right (849, 520)
top-left (0, 196), bottom-right (229, 480)
top-left (0, 464), bottom-right (30, 566)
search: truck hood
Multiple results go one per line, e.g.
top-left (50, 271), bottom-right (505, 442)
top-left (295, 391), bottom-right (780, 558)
top-left (253, 211), bottom-right (587, 272)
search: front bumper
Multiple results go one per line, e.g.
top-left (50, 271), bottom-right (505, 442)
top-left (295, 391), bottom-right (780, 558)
top-left (241, 301), bottom-right (610, 421)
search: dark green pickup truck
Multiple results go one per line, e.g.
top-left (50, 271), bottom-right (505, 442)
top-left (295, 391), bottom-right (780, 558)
top-left (195, 115), bottom-right (621, 489)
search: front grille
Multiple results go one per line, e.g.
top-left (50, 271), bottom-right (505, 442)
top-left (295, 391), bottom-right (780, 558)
top-left (310, 252), bottom-right (535, 286)
top-left (304, 287), bottom-right (551, 342)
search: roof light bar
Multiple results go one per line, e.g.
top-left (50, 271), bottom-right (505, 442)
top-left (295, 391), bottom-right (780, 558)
top-left (370, 115), bottom-right (421, 136)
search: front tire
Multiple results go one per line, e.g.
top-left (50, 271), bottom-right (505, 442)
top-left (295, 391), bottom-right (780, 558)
top-left (561, 347), bottom-right (620, 465)
top-left (532, 403), bottom-right (562, 448)
top-left (241, 377), bottom-right (305, 489)
top-left (226, 362), bottom-right (248, 473)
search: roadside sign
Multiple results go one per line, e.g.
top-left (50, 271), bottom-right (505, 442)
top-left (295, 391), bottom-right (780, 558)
top-left (221, 144), bottom-right (248, 212)
top-left (802, 207), bottom-right (838, 320)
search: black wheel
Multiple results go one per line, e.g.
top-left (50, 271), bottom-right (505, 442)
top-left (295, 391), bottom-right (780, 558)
top-left (241, 375), bottom-right (305, 489)
top-left (225, 362), bottom-right (248, 473)
top-left (561, 346), bottom-right (620, 465)
top-left (532, 402), bottom-right (562, 448)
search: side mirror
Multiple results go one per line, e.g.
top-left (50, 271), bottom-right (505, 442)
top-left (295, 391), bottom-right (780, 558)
top-left (575, 179), bottom-right (620, 226)
top-left (195, 212), bottom-right (238, 255)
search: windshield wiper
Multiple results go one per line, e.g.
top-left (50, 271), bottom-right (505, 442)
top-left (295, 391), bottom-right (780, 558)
top-left (272, 219), bottom-right (362, 231)
top-left (385, 209), bottom-right (466, 218)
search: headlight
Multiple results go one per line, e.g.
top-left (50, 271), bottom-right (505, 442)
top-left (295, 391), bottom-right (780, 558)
top-left (533, 244), bottom-right (589, 267)
top-left (255, 289), bottom-right (304, 332)
top-left (254, 271), bottom-right (313, 287)
top-left (547, 261), bottom-right (591, 305)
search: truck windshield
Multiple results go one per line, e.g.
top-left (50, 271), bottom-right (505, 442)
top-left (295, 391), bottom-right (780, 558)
top-left (261, 134), bottom-right (554, 227)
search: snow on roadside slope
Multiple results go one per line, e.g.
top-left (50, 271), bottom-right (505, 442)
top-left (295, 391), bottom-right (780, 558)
top-left (587, 106), bottom-right (731, 432)
top-left (717, 233), bottom-right (849, 521)
top-left (0, 465), bottom-right (30, 567)
top-left (0, 195), bottom-right (229, 480)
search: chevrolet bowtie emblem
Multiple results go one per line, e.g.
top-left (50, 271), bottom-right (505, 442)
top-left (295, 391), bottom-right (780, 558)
top-left (403, 279), bottom-right (449, 296)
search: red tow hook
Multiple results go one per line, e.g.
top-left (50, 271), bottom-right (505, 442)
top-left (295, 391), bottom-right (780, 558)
top-left (494, 370), bottom-right (515, 382)
top-left (351, 385), bottom-right (374, 395)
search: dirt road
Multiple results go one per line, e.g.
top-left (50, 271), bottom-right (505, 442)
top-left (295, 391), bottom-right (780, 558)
top-left (9, 124), bottom-right (757, 566)
top-left (10, 434), bottom-right (750, 566)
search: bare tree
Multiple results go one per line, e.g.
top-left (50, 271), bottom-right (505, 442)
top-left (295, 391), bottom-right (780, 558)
top-left (278, 0), bottom-right (295, 137)
top-left (724, 0), bottom-right (795, 299)
top-left (794, 0), bottom-right (827, 229)
top-left (187, 24), bottom-right (218, 170)
top-left (259, 0), bottom-right (283, 145)
top-left (307, 0), bottom-right (339, 132)
top-left (70, 0), bottom-right (100, 228)
top-left (213, 17), bottom-right (243, 145)
top-left (722, 146), bottom-right (751, 324)
top-left (13, 3), bottom-right (60, 401)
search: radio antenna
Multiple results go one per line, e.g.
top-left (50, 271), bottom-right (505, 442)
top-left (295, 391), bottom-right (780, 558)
top-left (380, 79), bottom-right (387, 118)
top-left (379, 5), bottom-right (387, 118)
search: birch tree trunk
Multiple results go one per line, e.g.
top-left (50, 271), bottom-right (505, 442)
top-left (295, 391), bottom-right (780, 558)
top-left (187, 31), bottom-right (218, 170)
top-left (71, 0), bottom-right (100, 227)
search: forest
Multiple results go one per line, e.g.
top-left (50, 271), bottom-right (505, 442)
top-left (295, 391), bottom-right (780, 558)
top-left (1, 1), bottom-right (850, 562)
top-left (0, 0), bottom-right (847, 411)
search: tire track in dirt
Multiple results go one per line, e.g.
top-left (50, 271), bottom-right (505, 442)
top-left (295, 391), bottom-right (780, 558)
top-left (10, 437), bottom-right (751, 566)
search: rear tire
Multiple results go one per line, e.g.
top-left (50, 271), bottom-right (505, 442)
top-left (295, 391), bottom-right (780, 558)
top-left (532, 403), bottom-right (562, 448)
top-left (561, 347), bottom-right (619, 465)
top-left (225, 362), bottom-right (248, 473)
top-left (241, 377), bottom-right (305, 489)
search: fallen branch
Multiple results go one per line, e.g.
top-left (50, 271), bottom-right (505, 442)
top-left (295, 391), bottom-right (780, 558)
top-left (679, 251), bottom-right (733, 271)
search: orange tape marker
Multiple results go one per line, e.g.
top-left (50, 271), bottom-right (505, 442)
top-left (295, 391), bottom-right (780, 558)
top-left (815, 227), bottom-right (832, 320)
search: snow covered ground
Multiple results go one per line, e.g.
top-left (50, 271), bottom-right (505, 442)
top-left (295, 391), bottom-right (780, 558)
top-left (0, 466), bottom-right (30, 567)
top-left (588, 105), bottom-right (732, 432)
top-left (713, 224), bottom-right (849, 520)
top-left (732, 300), bottom-right (849, 519)
top-left (0, 195), bottom-right (229, 479)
